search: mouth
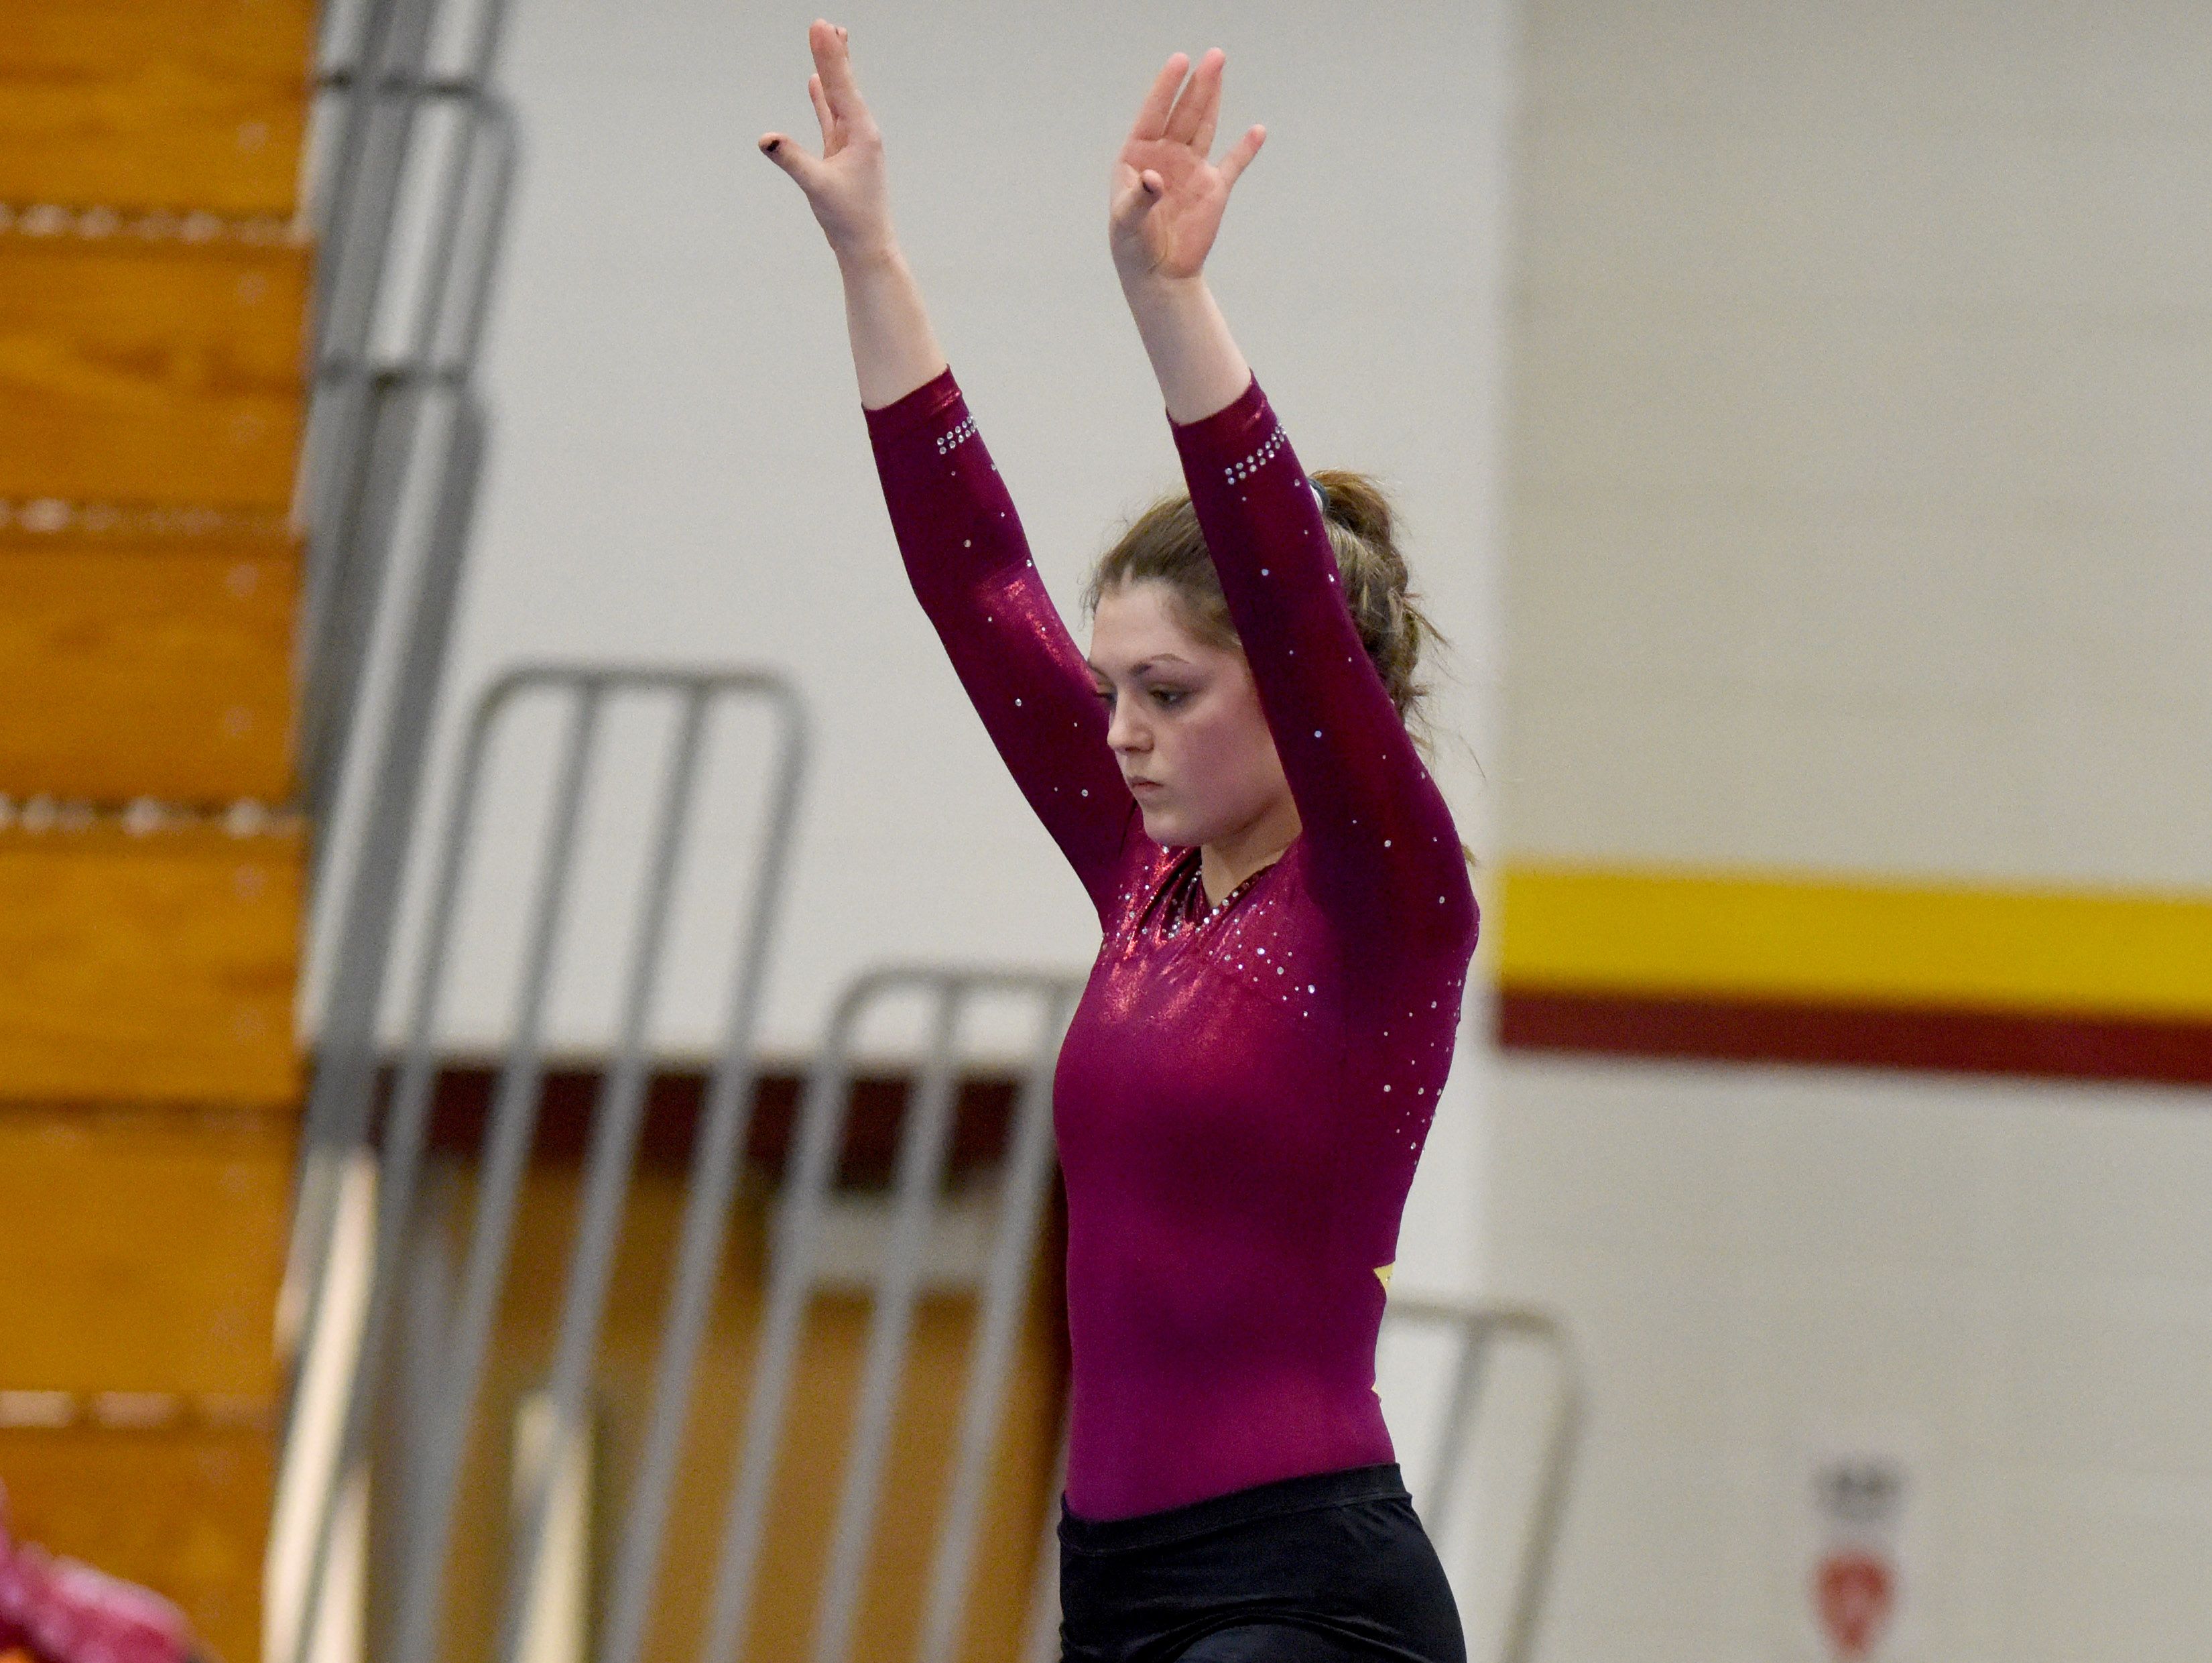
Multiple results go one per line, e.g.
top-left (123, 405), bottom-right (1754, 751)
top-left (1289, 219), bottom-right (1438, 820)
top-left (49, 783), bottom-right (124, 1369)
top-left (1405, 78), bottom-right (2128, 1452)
top-left (1125, 778), bottom-right (1165, 796)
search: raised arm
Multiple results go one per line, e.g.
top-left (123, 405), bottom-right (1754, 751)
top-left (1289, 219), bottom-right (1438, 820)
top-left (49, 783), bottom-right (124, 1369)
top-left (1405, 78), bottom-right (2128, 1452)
top-left (1109, 52), bottom-right (1473, 946)
top-left (761, 23), bottom-right (1135, 908)
top-left (757, 20), bottom-right (944, 408)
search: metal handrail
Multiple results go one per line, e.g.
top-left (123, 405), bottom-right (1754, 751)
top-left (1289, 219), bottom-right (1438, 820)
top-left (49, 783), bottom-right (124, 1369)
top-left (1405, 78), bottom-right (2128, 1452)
top-left (281, 0), bottom-right (521, 1497)
top-left (296, 89), bottom-right (517, 817)
top-left (685, 966), bottom-right (1081, 1663)
top-left (280, 666), bottom-right (809, 1663)
top-left (1388, 1294), bottom-right (1585, 1663)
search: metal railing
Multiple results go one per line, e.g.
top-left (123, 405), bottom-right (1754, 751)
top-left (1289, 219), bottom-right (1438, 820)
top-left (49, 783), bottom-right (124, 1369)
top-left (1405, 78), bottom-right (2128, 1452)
top-left (298, 0), bottom-right (519, 822)
top-left (1389, 1296), bottom-right (1584, 1663)
top-left (277, 678), bottom-right (1577, 1663)
top-left (273, 666), bottom-right (808, 1663)
top-left (282, 0), bottom-right (519, 1577)
top-left (702, 967), bottom-right (1081, 1663)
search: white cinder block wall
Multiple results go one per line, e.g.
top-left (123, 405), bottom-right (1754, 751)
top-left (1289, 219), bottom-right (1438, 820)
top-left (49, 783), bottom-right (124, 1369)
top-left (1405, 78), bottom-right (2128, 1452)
top-left (1494, 6), bottom-right (2212, 1661)
top-left (1503, 2), bottom-right (2212, 884)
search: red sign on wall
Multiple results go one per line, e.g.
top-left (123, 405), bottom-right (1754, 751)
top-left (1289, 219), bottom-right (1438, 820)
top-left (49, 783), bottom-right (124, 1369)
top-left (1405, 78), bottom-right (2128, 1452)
top-left (1815, 1548), bottom-right (1895, 1658)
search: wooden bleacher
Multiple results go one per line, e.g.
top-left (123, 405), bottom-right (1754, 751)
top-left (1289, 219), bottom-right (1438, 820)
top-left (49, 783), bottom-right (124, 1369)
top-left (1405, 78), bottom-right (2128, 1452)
top-left (0, 8), bottom-right (316, 1662)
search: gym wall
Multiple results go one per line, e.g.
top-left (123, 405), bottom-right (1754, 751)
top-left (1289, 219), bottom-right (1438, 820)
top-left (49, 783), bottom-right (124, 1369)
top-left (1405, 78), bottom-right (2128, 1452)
top-left (1486, 5), bottom-right (2212, 1660)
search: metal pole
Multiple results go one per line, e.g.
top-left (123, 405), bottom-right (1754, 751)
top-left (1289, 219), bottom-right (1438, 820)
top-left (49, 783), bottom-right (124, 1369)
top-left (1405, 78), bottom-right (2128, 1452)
top-left (490, 692), bottom-right (709, 1663)
top-left (808, 991), bottom-right (967, 1663)
top-left (1387, 1297), bottom-right (1585, 1663)
top-left (282, 667), bottom-right (515, 1663)
top-left (283, 393), bottom-right (483, 1451)
top-left (913, 982), bottom-right (1078, 1663)
top-left (387, 687), bottom-right (605, 1663)
top-left (695, 979), bottom-right (869, 1663)
top-left (597, 682), bottom-right (808, 1663)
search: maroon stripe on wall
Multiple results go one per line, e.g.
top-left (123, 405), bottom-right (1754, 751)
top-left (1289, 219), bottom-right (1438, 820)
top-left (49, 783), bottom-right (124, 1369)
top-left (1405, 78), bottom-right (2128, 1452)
top-left (1497, 990), bottom-right (2212, 1087)
top-left (392, 1065), bottom-right (1028, 1180)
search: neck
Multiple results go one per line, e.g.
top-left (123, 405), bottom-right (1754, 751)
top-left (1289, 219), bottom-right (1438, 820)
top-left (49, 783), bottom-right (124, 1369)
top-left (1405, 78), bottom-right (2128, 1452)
top-left (1199, 797), bottom-right (1302, 906)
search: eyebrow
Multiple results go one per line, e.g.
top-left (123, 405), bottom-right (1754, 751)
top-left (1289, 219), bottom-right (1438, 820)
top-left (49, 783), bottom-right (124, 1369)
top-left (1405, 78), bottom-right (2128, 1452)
top-left (1085, 654), bottom-right (1194, 676)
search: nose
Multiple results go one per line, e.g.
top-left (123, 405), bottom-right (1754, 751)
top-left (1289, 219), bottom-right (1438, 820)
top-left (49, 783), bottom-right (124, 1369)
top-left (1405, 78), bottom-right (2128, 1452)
top-left (1106, 695), bottom-right (1148, 755)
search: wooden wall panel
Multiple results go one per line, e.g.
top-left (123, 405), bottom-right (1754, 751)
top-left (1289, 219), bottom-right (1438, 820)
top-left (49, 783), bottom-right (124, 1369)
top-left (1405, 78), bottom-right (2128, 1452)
top-left (0, 523), bottom-right (298, 802)
top-left (0, 228), bottom-right (308, 509)
top-left (0, 1419), bottom-right (271, 1663)
top-left (0, 1), bottom-right (318, 85)
top-left (0, 0), bottom-right (313, 216)
top-left (0, 1107), bottom-right (292, 1397)
top-left (0, 822), bottom-right (302, 1106)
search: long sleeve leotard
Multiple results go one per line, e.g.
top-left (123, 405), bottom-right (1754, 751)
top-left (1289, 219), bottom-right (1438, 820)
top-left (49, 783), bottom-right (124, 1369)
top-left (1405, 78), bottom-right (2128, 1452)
top-left (867, 369), bottom-right (1479, 1520)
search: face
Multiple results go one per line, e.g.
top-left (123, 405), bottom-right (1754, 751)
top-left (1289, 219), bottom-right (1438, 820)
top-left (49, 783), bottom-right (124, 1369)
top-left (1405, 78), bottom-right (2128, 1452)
top-left (1087, 579), bottom-right (1293, 849)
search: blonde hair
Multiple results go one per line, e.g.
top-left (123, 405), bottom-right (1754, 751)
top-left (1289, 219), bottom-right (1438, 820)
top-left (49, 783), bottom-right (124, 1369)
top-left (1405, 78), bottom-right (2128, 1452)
top-left (1083, 470), bottom-right (1442, 747)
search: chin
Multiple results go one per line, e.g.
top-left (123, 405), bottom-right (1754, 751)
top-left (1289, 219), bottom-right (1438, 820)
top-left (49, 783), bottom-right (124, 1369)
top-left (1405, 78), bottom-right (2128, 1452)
top-left (1138, 805), bottom-right (1196, 849)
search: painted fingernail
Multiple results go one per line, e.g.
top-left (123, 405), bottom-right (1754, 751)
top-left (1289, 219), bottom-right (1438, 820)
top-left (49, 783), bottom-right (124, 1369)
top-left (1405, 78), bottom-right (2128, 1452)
top-left (761, 137), bottom-right (781, 153)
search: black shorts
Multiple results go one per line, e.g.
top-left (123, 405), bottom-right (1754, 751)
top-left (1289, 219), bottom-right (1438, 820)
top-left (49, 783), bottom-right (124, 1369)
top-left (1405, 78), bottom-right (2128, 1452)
top-left (1056, 1463), bottom-right (1467, 1663)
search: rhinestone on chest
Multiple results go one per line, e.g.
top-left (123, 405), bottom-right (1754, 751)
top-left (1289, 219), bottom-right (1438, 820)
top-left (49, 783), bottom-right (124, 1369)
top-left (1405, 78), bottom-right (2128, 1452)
top-left (1160, 851), bottom-right (1263, 938)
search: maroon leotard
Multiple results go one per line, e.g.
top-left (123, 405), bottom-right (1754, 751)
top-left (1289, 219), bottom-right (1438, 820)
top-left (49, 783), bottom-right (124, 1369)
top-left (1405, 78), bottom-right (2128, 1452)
top-left (866, 369), bottom-right (1479, 1520)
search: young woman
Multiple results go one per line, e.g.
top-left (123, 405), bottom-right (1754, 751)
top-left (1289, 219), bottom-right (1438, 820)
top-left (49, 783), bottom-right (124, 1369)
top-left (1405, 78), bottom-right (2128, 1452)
top-left (762, 22), bottom-right (1479, 1662)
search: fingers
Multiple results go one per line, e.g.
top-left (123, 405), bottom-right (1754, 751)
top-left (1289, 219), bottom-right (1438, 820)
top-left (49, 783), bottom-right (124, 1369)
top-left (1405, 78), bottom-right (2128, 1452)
top-left (810, 18), bottom-right (867, 127)
top-left (1127, 53), bottom-right (1187, 143)
top-left (1164, 47), bottom-right (1223, 147)
top-left (1219, 123), bottom-right (1266, 188)
top-left (1107, 171), bottom-right (1163, 251)
top-left (756, 131), bottom-right (822, 192)
top-left (808, 72), bottom-right (835, 148)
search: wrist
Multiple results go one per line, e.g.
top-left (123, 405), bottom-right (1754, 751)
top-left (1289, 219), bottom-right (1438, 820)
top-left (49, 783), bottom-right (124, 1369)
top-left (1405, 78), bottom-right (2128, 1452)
top-left (835, 236), bottom-right (906, 279)
top-left (1118, 267), bottom-right (1207, 308)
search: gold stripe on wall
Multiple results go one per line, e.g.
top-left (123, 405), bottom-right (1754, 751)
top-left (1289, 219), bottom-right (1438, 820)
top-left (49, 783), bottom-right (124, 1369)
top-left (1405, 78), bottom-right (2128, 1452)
top-left (1497, 864), bottom-right (2212, 1021)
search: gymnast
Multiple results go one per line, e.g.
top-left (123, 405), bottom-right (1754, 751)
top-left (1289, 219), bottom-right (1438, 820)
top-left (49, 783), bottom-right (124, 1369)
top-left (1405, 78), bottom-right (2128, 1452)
top-left (762, 22), bottom-right (1478, 1660)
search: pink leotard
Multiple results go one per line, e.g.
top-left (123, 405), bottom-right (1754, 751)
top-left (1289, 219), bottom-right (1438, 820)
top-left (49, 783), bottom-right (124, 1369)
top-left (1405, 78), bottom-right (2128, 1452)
top-left (866, 369), bottom-right (1478, 1520)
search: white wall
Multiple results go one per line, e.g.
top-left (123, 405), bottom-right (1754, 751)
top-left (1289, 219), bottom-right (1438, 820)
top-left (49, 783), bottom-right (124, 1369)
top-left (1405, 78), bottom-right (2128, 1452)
top-left (1489, 1057), bottom-right (2212, 1663)
top-left (1491, 6), bottom-right (2212, 1660)
top-left (1501, 1), bottom-right (2212, 887)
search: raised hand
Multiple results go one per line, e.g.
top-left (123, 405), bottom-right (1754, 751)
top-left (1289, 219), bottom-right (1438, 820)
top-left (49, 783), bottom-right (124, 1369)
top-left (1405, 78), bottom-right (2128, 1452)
top-left (1109, 49), bottom-right (1266, 287)
top-left (759, 19), bottom-right (895, 266)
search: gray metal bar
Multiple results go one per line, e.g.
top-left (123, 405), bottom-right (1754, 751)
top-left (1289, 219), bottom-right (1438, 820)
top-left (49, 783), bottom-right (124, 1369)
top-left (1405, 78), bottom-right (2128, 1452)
top-left (316, 0), bottom-right (438, 353)
top-left (457, 0), bottom-right (520, 107)
top-left (443, 98), bottom-right (517, 371)
top-left (284, 393), bottom-right (483, 1442)
top-left (914, 981), bottom-right (1079, 1663)
top-left (490, 691), bottom-right (709, 1663)
top-left (388, 686), bottom-right (605, 1663)
top-left (1418, 1310), bottom-right (1491, 1549)
top-left (1019, 1416), bottom-right (1070, 1663)
top-left (300, 94), bottom-right (514, 796)
top-left (312, 0), bottom-right (405, 299)
top-left (283, 664), bottom-right (524, 1663)
top-left (597, 680), bottom-right (808, 1663)
top-left (696, 977), bottom-right (873, 1663)
top-left (1387, 1297), bottom-right (1585, 1663)
top-left (403, 92), bottom-right (495, 372)
top-left (302, 371), bottom-right (426, 820)
top-left (283, 1), bottom-right (523, 1644)
top-left (694, 966), bottom-right (1076, 1663)
top-left (809, 989), bottom-right (967, 1663)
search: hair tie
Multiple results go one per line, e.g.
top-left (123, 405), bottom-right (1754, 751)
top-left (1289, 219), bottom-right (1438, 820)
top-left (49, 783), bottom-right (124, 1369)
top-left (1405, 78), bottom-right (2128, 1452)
top-left (1308, 477), bottom-right (1330, 519)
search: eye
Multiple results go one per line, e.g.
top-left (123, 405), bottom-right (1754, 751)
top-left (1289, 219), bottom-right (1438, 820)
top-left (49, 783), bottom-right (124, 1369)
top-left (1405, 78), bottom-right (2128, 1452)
top-left (1149, 687), bottom-right (1188, 709)
top-left (1093, 685), bottom-right (1116, 706)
